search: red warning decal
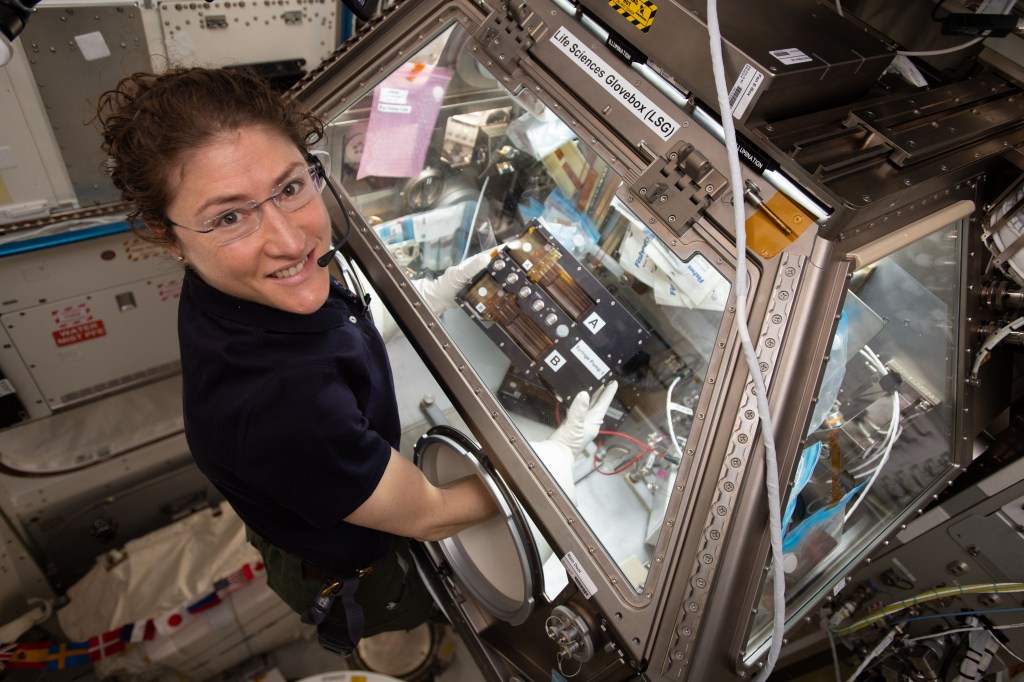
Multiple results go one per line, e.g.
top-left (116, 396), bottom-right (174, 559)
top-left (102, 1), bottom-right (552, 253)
top-left (158, 278), bottom-right (183, 302)
top-left (53, 320), bottom-right (107, 347)
top-left (52, 303), bottom-right (93, 329)
top-left (125, 237), bottom-right (166, 262)
top-left (51, 304), bottom-right (106, 346)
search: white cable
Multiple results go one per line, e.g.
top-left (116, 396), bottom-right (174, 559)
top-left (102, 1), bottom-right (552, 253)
top-left (844, 386), bottom-right (899, 522)
top-left (844, 422), bottom-right (893, 520)
top-left (995, 633), bottom-right (1024, 665)
top-left (898, 36), bottom-right (984, 57)
top-left (666, 376), bottom-right (690, 461)
top-left (461, 175), bottom-right (491, 262)
top-left (906, 621), bottom-right (1024, 644)
top-left (845, 346), bottom-right (899, 478)
top-left (845, 628), bottom-right (898, 682)
top-left (834, 0), bottom-right (843, 17)
top-left (846, 403), bottom-right (899, 477)
top-left (848, 440), bottom-right (885, 476)
top-left (849, 425), bottom-right (903, 480)
top-left (860, 346), bottom-right (885, 373)
top-left (906, 625), bottom-right (982, 642)
top-left (707, 2), bottom-right (784, 679)
top-left (897, 2), bottom-right (1013, 57)
top-left (827, 627), bottom-right (843, 682)
top-left (970, 316), bottom-right (1024, 380)
top-left (904, 622), bottom-right (1024, 668)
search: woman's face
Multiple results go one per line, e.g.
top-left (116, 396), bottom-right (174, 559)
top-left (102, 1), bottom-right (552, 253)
top-left (164, 125), bottom-right (332, 314)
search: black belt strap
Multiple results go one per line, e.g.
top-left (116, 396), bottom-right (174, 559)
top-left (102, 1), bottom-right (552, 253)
top-left (301, 573), bottom-right (366, 655)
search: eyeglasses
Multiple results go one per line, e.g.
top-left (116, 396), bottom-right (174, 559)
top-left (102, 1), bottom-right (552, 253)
top-left (166, 165), bottom-right (325, 246)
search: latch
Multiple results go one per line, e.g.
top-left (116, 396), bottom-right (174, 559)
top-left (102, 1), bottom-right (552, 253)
top-left (475, 2), bottom-right (546, 75)
top-left (632, 141), bottom-right (727, 233)
top-left (742, 179), bottom-right (816, 259)
top-left (203, 14), bottom-right (228, 29)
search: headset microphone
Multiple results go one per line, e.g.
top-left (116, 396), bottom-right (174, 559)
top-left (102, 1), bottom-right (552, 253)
top-left (340, 0), bottom-right (378, 22)
top-left (317, 248), bottom-right (338, 268)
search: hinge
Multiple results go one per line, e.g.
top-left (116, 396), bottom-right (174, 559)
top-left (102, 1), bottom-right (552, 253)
top-left (632, 141), bottom-right (728, 233)
top-left (475, 2), bottom-right (546, 76)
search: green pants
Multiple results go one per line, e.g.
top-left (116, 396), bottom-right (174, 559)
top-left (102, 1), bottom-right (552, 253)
top-left (246, 528), bottom-right (440, 640)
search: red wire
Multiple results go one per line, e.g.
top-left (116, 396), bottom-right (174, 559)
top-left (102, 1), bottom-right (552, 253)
top-left (592, 430), bottom-right (666, 475)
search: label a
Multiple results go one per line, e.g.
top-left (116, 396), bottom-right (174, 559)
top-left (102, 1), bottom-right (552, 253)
top-left (582, 311), bottom-right (606, 334)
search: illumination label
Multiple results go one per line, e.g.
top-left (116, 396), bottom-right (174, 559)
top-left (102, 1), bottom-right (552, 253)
top-left (562, 551), bottom-right (598, 598)
top-left (571, 339), bottom-right (610, 379)
top-left (550, 26), bottom-right (680, 140)
top-left (728, 64), bottom-right (764, 119)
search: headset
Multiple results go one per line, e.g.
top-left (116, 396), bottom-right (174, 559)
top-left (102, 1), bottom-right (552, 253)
top-left (307, 153), bottom-right (355, 269)
top-left (338, 0), bottom-right (378, 23)
top-left (0, 0), bottom-right (39, 66)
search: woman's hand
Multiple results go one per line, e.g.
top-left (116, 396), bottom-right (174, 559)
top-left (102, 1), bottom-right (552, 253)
top-left (344, 449), bottom-right (498, 542)
top-left (414, 249), bottom-right (495, 315)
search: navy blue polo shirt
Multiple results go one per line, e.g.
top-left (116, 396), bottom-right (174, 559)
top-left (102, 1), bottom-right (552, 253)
top-left (178, 271), bottom-right (399, 574)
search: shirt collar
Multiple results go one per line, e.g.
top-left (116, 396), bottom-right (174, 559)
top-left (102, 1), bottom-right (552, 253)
top-left (183, 269), bottom-right (355, 333)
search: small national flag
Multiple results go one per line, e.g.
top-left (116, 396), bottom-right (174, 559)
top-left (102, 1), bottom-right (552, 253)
top-left (45, 641), bottom-right (92, 670)
top-left (127, 620), bottom-right (147, 643)
top-left (88, 629), bottom-right (126, 661)
top-left (153, 609), bottom-right (186, 636)
top-left (8, 642), bottom-right (49, 669)
top-left (0, 641), bottom-right (18, 670)
top-left (186, 592), bottom-right (221, 614)
top-left (1, 561), bottom-right (262, 672)
top-left (214, 561), bottom-right (263, 598)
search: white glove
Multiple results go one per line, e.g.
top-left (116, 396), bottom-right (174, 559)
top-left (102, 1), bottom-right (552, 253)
top-left (353, 251), bottom-right (494, 342)
top-left (414, 250), bottom-right (495, 316)
top-left (529, 381), bottom-right (618, 504)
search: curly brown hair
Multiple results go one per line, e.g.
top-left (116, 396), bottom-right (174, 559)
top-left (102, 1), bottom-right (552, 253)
top-left (96, 67), bottom-right (325, 246)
